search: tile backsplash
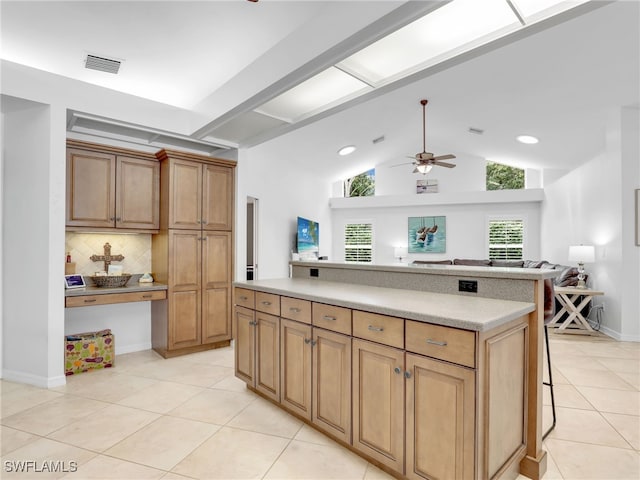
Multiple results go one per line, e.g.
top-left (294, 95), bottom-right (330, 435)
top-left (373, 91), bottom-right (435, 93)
top-left (65, 233), bottom-right (152, 276)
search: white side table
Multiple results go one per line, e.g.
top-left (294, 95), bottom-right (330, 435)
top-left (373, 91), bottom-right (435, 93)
top-left (548, 286), bottom-right (604, 334)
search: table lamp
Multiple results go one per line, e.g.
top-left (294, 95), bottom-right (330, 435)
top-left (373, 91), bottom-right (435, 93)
top-left (568, 245), bottom-right (595, 289)
top-left (394, 246), bottom-right (408, 263)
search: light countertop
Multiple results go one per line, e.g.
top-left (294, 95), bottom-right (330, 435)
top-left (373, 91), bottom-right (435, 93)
top-left (234, 278), bottom-right (535, 332)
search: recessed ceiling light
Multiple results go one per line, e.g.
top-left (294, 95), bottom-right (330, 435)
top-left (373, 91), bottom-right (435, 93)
top-left (338, 145), bottom-right (356, 156)
top-left (516, 135), bottom-right (539, 144)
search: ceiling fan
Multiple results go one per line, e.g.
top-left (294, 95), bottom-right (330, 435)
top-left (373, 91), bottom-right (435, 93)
top-left (392, 99), bottom-right (456, 174)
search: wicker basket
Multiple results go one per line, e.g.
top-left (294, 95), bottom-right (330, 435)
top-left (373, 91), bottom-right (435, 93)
top-left (90, 274), bottom-right (132, 288)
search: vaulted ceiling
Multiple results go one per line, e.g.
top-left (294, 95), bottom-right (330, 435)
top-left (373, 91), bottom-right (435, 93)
top-left (1, 1), bottom-right (638, 179)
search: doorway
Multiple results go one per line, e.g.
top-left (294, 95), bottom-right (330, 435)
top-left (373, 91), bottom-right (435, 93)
top-left (246, 197), bottom-right (258, 280)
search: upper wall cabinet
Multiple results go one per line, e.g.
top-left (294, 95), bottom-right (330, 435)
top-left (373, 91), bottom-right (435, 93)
top-left (66, 140), bottom-right (160, 232)
top-left (156, 149), bottom-right (234, 231)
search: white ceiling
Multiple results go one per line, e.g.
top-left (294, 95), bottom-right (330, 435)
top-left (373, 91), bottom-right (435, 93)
top-left (1, 0), bottom-right (638, 178)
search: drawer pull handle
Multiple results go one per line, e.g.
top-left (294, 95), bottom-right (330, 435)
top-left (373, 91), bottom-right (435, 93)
top-left (289, 307), bottom-right (301, 313)
top-left (142, 294), bottom-right (152, 299)
top-left (368, 325), bottom-right (384, 332)
top-left (322, 315), bottom-right (337, 321)
top-left (261, 301), bottom-right (272, 306)
top-left (394, 367), bottom-right (402, 374)
top-left (426, 339), bottom-right (448, 347)
top-left (84, 299), bottom-right (97, 303)
top-left (239, 296), bottom-right (248, 301)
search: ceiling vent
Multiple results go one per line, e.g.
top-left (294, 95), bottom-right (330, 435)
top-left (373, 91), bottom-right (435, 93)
top-left (372, 135), bottom-right (385, 144)
top-left (85, 54), bottom-right (121, 74)
top-left (468, 127), bottom-right (484, 135)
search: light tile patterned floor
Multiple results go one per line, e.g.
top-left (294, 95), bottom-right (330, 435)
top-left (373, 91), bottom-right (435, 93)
top-left (1, 332), bottom-right (638, 479)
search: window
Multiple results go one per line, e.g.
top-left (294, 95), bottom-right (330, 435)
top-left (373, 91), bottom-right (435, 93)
top-left (486, 161), bottom-right (524, 190)
top-left (344, 169), bottom-right (375, 197)
top-left (488, 219), bottom-right (524, 260)
top-left (345, 223), bottom-right (373, 262)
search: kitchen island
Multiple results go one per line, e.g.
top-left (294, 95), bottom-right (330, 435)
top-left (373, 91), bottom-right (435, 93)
top-left (234, 262), bottom-right (557, 480)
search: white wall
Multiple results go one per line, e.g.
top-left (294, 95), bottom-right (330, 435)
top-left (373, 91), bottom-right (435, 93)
top-left (542, 107), bottom-right (639, 341)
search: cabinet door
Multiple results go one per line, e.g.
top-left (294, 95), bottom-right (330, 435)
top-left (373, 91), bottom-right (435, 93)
top-left (352, 339), bottom-right (405, 473)
top-left (280, 319), bottom-right (312, 420)
top-left (202, 232), bottom-right (232, 344)
top-left (234, 306), bottom-right (255, 385)
top-left (202, 164), bottom-right (233, 231)
top-left (405, 353), bottom-right (475, 480)
top-left (168, 159), bottom-right (202, 229)
top-left (312, 328), bottom-right (352, 444)
top-left (168, 230), bottom-right (201, 349)
top-left (116, 156), bottom-right (159, 230)
top-left (255, 312), bottom-right (280, 402)
top-left (66, 148), bottom-right (116, 227)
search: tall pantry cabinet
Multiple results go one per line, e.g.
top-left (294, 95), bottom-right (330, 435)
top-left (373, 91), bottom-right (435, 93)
top-left (151, 149), bottom-right (235, 358)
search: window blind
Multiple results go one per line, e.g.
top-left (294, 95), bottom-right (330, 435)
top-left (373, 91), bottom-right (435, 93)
top-left (489, 219), bottom-right (523, 260)
top-left (345, 223), bottom-right (373, 262)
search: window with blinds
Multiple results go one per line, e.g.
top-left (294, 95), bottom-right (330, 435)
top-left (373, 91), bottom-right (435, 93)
top-left (488, 219), bottom-right (524, 260)
top-left (345, 223), bottom-right (373, 262)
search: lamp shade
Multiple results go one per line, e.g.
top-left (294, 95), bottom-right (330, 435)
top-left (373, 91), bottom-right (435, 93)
top-left (568, 245), bottom-right (595, 263)
top-left (416, 164), bottom-right (432, 174)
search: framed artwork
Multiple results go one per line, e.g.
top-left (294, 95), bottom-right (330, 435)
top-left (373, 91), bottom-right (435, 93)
top-left (408, 216), bottom-right (446, 253)
top-left (636, 189), bottom-right (640, 246)
top-left (64, 274), bottom-right (86, 289)
top-left (416, 179), bottom-right (438, 194)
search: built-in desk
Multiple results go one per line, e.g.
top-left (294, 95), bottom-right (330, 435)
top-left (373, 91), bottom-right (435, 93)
top-left (65, 283), bottom-right (167, 308)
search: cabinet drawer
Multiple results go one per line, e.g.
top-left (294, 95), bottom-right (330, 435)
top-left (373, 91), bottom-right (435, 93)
top-left (405, 320), bottom-right (476, 368)
top-left (256, 292), bottom-right (280, 316)
top-left (352, 311), bottom-right (404, 349)
top-left (65, 290), bottom-right (166, 308)
top-left (281, 297), bottom-right (311, 324)
top-left (235, 288), bottom-right (255, 309)
top-left (312, 303), bottom-right (351, 335)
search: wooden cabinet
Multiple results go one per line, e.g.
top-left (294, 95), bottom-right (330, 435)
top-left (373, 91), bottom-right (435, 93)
top-left (405, 353), bottom-right (475, 480)
top-left (163, 155), bottom-right (233, 231)
top-left (151, 149), bottom-right (235, 358)
top-left (66, 141), bottom-right (159, 231)
top-left (280, 318), bottom-right (312, 420)
top-left (352, 338), bottom-right (404, 472)
top-left (312, 327), bottom-right (352, 444)
top-left (233, 306), bottom-right (280, 402)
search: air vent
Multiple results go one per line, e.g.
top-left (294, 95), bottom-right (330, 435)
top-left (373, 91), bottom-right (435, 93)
top-left (372, 135), bottom-right (385, 144)
top-left (85, 55), bottom-right (121, 74)
top-left (468, 127), bottom-right (484, 135)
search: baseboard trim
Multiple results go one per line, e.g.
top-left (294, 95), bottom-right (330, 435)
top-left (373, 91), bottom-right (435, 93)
top-left (1, 369), bottom-right (66, 388)
top-left (116, 342), bottom-right (152, 355)
top-left (599, 325), bottom-right (640, 342)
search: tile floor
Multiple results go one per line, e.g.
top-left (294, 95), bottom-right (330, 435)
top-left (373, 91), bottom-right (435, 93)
top-left (1, 332), bottom-right (638, 479)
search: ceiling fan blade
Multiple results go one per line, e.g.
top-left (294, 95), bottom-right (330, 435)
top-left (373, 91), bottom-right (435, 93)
top-left (390, 161), bottom-right (414, 167)
top-left (433, 161), bottom-right (456, 168)
top-left (432, 154), bottom-right (456, 161)
top-left (412, 167), bottom-right (419, 174)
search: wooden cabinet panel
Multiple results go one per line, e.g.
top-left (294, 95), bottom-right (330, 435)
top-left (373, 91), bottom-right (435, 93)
top-left (255, 312), bottom-right (280, 402)
top-left (234, 306), bottom-right (255, 385)
top-left (312, 303), bottom-right (351, 335)
top-left (169, 231), bottom-right (201, 290)
top-left (406, 320), bottom-right (476, 368)
top-left (256, 292), bottom-right (280, 316)
top-left (116, 156), bottom-right (159, 229)
top-left (405, 353), bottom-right (475, 480)
top-left (353, 339), bottom-right (405, 473)
top-left (66, 148), bottom-right (116, 227)
top-left (280, 319), bottom-right (312, 420)
top-left (313, 328), bottom-right (352, 444)
top-left (234, 288), bottom-right (255, 309)
top-left (65, 290), bottom-right (165, 307)
top-left (281, 297), bottom-right (311, 324)
top-left (202, 164), bottom-right (233, 231)
top-left (168, 159), bottom-right (202, 229)
top-left (202, 287), bottom-right (231, 344)
top-left (169, 290), bottom-right (201, 349)
top-left (353, 310), bottom-right (404, 349)
top-left (202, 232), bottom-right (231, 344)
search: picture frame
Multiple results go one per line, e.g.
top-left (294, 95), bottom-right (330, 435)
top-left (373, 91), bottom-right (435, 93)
top-left (636, 189), bottom-right (640, 246)
top-left (64, 274), bottom-right (86, 289)
top-left (408, 216), bottom-right (446, 253)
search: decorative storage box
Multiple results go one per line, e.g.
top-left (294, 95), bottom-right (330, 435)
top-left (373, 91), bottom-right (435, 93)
top-left (65, 329), bottom-right (114, 375)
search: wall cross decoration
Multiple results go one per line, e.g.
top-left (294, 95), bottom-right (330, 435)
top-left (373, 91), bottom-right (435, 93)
top-left (90, 242), bottom-right (124, 272)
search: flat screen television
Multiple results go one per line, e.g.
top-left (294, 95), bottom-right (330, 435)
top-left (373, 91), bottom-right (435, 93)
top-left (297, 216), bottom-right (319, 260)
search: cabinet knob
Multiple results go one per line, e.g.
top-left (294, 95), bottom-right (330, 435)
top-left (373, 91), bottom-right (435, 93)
top-left (394, 367), bottom-right (402, 374)
top-left (311, 339), bottom-right (317, 346)
top-left (404, 371), bottom-right (412, 379)
top-left (109, 216), bottom-right (115, 221)
top-left (304, 338), bottom-right (311, 344)
top-left (116, 217), bottom-right (121, 221)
